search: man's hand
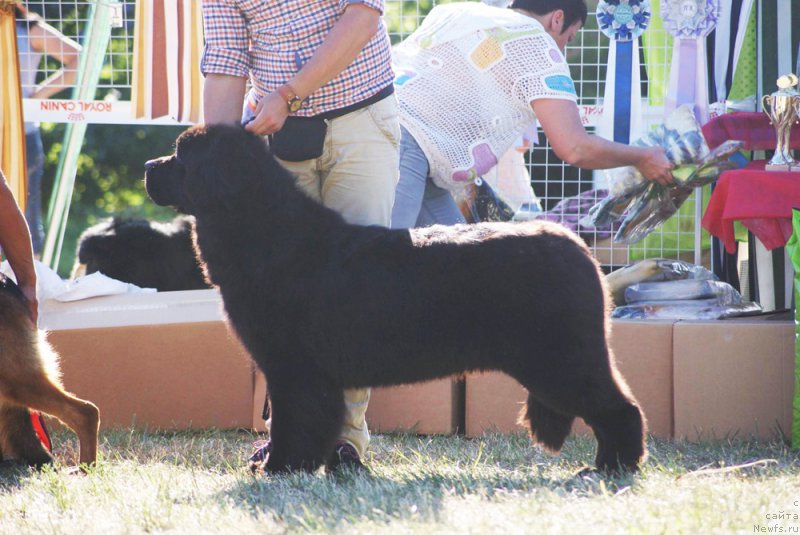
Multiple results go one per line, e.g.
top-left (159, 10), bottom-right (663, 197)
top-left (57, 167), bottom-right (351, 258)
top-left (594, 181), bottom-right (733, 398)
top-left (635, 146), bottom-right (674, 186)
top-left (244, 91), bottom-right (290, 135)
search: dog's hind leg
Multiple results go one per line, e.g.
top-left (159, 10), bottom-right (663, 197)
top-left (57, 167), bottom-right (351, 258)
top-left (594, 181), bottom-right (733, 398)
top-left (1, 375), bottom-right (99, 467)
top-left (265, 367), bottom-right (344, 473)
top-left (0, 403), bottom-right (53, 468)
top-left (584, 402), bottom-right (646, 473)
top-left (580, 368), bottom-right (647, 473)
top-left (514, 353), bottom-right (646, 473)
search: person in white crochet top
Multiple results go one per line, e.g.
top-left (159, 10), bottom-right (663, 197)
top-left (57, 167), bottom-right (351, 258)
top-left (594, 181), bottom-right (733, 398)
top-left (391, 0), bottom-right (674, 229)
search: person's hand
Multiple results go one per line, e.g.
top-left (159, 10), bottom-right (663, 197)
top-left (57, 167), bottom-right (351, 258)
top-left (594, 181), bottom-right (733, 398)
top-left (19, 283), bottom-right (38, 325)
top-left (635, 146), bottom-right (674, 186)
top-left (244, 92), bottom-right (290, 136)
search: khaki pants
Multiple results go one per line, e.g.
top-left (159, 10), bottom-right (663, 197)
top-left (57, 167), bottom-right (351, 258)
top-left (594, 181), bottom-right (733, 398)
top-left (273, 95), bottom-right (400, 457)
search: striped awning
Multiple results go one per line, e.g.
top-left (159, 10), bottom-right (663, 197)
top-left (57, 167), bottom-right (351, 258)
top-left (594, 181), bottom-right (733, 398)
top-left (132, 0), bottom-right (204, 123)
top-left (0, 5), bottom-right (27, 209)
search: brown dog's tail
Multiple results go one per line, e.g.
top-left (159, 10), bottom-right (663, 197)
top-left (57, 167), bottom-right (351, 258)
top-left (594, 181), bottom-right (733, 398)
top-left (518, 394), bottom-right (574, 452)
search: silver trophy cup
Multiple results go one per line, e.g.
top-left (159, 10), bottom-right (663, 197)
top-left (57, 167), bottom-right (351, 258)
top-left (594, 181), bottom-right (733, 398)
top-left (762, 83), bottom-right (799, 171)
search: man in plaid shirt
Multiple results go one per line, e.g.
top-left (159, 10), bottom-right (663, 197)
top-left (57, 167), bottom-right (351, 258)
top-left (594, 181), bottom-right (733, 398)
top-left (201, 0), bottom-right (400, 472)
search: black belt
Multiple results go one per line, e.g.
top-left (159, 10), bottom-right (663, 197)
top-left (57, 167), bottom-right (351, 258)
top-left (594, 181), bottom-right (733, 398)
top-left (316, 84), bottom-right (394, 120)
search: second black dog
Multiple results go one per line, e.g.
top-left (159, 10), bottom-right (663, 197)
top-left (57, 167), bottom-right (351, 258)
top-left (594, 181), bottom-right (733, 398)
top-left (73, 216), bottom-right (209, 291)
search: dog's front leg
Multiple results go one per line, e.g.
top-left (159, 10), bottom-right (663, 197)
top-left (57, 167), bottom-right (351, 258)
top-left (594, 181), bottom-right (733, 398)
top-left (263, 367), bottom-right (345, 473)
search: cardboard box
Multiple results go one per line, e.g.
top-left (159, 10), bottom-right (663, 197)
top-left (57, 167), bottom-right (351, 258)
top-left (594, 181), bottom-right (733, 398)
top-left (41, 290), bottom-right (255, 430)
top-left (465, 319), bottom-right (675, 438)
top-left (464, 371), bottom-right (528, 437)
top-left (366, 380), bottom-right (461, 435)
top-left (673, 316), bottom-right (795, 440)
top-left (252, 372), bottom-right (460, 435)
top-left (609, 319), bottom-right (674, 438)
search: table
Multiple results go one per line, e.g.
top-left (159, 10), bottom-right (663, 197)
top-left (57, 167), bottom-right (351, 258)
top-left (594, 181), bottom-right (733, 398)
top-left (702, 160), bottom-right (800, 310)
top-left (702, 161), bottom-right (800, 254)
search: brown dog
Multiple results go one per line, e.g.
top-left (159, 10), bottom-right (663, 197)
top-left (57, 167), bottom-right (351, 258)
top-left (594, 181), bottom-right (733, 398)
top-left (0, 273), bottom-right (99, 468)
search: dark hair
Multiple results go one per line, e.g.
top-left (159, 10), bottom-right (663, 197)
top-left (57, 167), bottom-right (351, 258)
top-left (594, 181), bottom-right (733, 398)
top-left (510, 0), bottom-right (589, 32)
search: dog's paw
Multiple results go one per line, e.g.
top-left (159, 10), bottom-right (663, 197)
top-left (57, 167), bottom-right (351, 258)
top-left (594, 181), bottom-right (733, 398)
top-left (248, 459), bottom-right (268, 475)
top-left (247, 439), bottom-right (271, 474)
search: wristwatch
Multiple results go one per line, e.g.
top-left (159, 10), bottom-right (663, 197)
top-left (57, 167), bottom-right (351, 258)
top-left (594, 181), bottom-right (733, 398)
top-left (276, 84), bottom-right (304, 114)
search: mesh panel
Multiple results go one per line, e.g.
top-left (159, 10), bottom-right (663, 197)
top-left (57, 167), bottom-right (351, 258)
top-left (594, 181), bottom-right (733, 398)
top-left (17, 0), bottom-right (687, 266)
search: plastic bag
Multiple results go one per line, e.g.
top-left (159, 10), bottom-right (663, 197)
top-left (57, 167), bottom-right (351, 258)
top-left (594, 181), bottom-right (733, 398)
top-left (637, 259), bottom-right (717, 282)
top-left (613, 140), bottom-right (745, 244)
top-left (457, 146), bottom-right (542, 223)
top-left (587, 105), bottom-right (707, 226)
top-left (605, 258), bottom-right (717, 305)
top-left (785, 208), bottom-right (800, 448)
top-left (584, 105), bottom-right (745, 244)
top-left (456, 178), bottom-right (517, 223)
top-left (612, 300), bottom-right (761, 320)
top-left (624, 279), bottom-right (741, 304)
top-left (608, 259), bottom-right (761, 320)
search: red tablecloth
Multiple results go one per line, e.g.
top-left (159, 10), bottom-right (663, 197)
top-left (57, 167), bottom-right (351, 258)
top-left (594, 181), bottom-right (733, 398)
top-left (701, 112), bottom-right (800, 150)
top-left (702, 161), bottom-right (800, 253)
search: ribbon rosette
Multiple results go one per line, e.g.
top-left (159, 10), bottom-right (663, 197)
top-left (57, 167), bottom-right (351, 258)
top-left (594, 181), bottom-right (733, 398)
top-left (596, 0), bottom-right (651, 146)
top-left (661, 0), bottom-right (720, 123)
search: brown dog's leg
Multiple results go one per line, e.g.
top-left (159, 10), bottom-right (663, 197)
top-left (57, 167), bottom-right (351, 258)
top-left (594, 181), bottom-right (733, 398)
top-left (0, 403), bottom-right (53, 468)
top-left (1, 378), bottom-right (99, 467)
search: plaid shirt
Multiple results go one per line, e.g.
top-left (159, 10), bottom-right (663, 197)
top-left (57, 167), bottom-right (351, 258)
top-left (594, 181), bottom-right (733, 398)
top-left (201, 0), bottom-right (394, 117)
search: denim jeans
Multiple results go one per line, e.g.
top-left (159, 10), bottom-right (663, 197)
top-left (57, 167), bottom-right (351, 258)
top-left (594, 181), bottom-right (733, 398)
top-left (25, 130), bottom-right (45, 254)
top-left (390, 126), bottom-right (465, 229)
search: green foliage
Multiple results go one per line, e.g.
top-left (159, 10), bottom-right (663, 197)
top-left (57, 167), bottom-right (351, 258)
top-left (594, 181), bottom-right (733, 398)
top-left (32, 2), bottom-right (183, 274)
top-left (40, 123), bottom-right (185, 274)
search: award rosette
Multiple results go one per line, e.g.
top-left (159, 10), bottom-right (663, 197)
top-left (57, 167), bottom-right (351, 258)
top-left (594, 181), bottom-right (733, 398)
top-left (661, 0), bottom-right (720, 123)
top-left (596, 0), bottom-right (651, 145)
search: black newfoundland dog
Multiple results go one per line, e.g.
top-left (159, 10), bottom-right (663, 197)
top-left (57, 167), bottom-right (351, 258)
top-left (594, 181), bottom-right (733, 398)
top-left (145, 124), bottom-right (647, 474)
top-left (73, 216), bottom-right (208, 291)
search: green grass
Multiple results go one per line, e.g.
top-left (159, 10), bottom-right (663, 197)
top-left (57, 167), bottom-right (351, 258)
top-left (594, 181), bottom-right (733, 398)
top-left (1, 429), bottom-right (799, 534)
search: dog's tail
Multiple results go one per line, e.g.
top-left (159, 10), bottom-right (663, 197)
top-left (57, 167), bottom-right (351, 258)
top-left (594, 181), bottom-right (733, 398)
top-left (518, 394), bottom-right (574, 452)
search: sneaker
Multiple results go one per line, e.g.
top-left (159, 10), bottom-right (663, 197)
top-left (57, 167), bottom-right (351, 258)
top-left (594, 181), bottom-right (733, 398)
top-left (248, 439), bottom-right (271, 472)
top-left (328, 440), bottom-right (364, 472)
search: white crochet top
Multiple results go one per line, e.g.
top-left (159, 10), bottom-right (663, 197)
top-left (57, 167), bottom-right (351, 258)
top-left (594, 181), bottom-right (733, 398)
top-left (393, 2), bottom-right (577, 191)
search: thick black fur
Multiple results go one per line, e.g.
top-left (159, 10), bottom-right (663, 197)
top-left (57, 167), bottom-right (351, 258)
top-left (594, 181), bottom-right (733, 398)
top-left (74, 216), bottom-right (209, 291)
top-left (145, 124), bottom-right (647, 474)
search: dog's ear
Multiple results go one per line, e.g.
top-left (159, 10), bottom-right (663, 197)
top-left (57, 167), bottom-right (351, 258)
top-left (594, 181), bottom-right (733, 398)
top-left (179, 124), bottom-right (265, 210)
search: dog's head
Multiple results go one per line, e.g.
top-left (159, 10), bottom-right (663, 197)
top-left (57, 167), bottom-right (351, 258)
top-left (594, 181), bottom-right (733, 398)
top-left (145, 123), bottom-right (271, 215)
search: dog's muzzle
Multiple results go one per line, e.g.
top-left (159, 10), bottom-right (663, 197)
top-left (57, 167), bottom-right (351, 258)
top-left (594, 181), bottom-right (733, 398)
top-left (144, 155), bottom-right (187, 210)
